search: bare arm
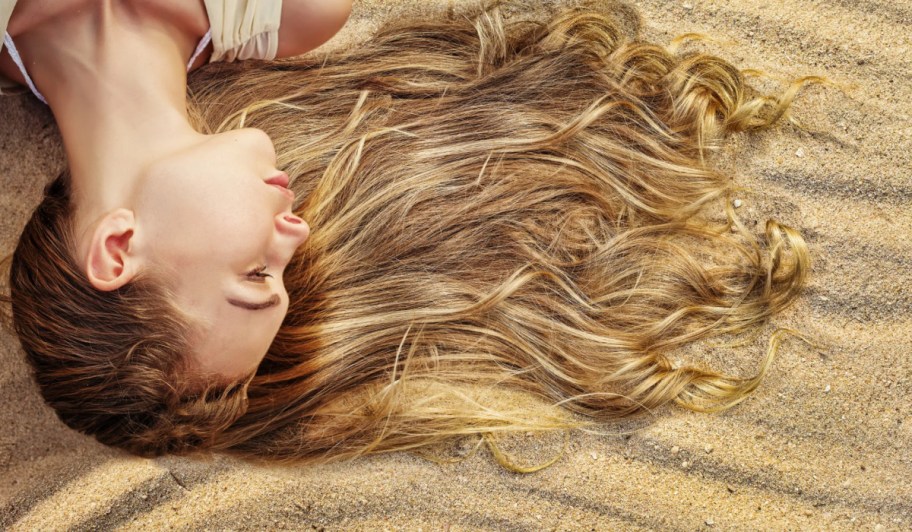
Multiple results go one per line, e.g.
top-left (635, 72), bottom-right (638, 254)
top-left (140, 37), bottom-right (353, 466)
top-left (275, 0), bottom-right (353, 59)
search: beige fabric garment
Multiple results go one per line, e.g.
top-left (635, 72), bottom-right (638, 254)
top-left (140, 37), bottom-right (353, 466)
top-left (204, 0), bottom-right (283, 63)
top-left (0, 0), bottom-right (283, 97)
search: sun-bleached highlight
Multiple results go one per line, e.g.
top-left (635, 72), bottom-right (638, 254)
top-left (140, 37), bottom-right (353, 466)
top-left (5, 1), bottom-right (820, 464)
top-left (180, 2), bottom-right (818, 464)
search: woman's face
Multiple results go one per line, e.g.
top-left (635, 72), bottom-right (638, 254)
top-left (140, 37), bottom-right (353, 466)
top-left (133, 128), bottom-right (310, 378)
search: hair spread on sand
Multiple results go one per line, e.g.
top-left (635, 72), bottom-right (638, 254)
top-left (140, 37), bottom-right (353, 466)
top-left (186, 1), bottom-right (815, 463)
top-left (6, 1), bottom-right (816, 464)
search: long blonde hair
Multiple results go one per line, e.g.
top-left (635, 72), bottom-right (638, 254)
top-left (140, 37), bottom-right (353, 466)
top-left (6, 1), bottom-right (818, 463)
top-left (186, 2), bottom-right (816, 463)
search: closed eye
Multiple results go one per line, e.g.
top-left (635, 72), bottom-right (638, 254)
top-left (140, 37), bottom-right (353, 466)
top-left (227, 294), bottom-right (281, 311)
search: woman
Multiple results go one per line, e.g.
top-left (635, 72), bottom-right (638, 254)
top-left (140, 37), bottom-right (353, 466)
top-left (5, 1), bottom-right (817, 465)
top-left (1, 0), bottom-right (352, 375)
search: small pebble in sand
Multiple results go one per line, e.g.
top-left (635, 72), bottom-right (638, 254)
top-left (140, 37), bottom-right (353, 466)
top-left (590, 451), bottom-right (598, 460)
top-left (704, 444), bottom-right (714, 453)
top-left (681, 461), bottom-right (690, 468)
top-left (795, 147), bottom-right (806, 158)
top-left (670, 445), bottom-right (680, 455)
top-left (733, 198), bottom-right (743, 208)
top-left (824, 384), bottom-right (831, 393)
top-left (705, 518), bottom-right (715, 526)
top-left (456, 439), bottom-right (474, 457)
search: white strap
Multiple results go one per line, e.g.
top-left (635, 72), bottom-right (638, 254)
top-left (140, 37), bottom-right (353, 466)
top-left (187, 29), bottom-right (212, 70)
top-left (3, 32), bottom-right (48, 104)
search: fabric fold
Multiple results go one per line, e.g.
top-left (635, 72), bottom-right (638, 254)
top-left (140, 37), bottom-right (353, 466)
top-left (204, 0), bottom-right (283, 63)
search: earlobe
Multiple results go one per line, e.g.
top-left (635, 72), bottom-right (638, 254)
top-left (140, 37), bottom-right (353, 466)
top-left (85, 209), bottom-right (140, 291)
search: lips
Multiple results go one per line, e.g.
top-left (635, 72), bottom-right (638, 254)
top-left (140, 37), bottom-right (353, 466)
top-left (266, 172), bottom-right (295, 200)
top-left (265, 172), bottom-right (290, 188)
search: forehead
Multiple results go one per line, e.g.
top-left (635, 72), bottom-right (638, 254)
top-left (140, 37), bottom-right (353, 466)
top-left (187, 304), bottom-right (281, 379)
top-left (178, 281), bottom-right (286, 379)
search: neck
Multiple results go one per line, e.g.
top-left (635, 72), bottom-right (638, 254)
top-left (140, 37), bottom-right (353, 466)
top-left (17, 1), bottom-right (204, 214)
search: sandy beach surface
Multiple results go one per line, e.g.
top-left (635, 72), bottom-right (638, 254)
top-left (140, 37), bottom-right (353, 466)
top-left (1, 0), bottom-right (910, 529)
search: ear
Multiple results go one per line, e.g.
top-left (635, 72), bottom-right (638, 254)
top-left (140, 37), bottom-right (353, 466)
top-left (85, 209), bottom-right (140, 291)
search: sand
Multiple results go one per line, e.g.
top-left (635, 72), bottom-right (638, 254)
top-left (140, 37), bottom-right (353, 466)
top-left (1, 0), bottom-right (910, 529)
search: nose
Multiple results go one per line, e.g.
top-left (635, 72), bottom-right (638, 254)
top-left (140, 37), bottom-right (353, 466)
top-left (275, 212), bottom-right (311, 247)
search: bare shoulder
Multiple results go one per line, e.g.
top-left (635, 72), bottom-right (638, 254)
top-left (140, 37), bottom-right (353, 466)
top-left (275, 0), bottom-right (353, 59)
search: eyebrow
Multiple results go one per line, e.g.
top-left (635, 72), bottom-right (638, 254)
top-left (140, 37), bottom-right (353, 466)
top-left (227, 294), bottom-right (281, 311)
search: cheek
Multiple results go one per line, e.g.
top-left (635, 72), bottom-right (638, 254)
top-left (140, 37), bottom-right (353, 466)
top-left (179, 181), bottom-right (263, 237)
top-left (206, 208), bottom-right (276, 271)
top-left (145, 199), bottom-right (258, 267)
top-left (140, 171), bottom-right (275, 264)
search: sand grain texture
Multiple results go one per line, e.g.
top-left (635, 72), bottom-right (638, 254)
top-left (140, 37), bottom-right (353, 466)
top-left (1, 0), bottom-right (910, 530)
